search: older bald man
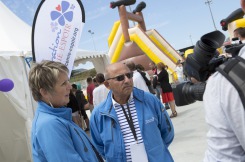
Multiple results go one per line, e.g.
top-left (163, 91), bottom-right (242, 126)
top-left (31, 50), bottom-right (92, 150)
top-left (90, 62), bottom-right (174, 162)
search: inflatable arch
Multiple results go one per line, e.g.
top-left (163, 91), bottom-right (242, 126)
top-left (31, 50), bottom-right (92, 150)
top-left (108, 1), bottom-right (183, 73)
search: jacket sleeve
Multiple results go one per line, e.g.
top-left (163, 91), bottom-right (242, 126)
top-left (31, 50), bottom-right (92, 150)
top-left (90, 110), bottom-right (106, 158)
top-left (35, 119), bottom-right (83, 161)
top-left (155, 98), bottom-right (174, 147)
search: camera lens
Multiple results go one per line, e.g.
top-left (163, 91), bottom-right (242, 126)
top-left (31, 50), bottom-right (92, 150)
top-left (173, 82), bottom-right (206, 106)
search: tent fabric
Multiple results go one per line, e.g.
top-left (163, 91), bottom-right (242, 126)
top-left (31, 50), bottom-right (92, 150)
top-left (0, 52), bottom-right (34, 162)
top-left (0, 2), bottom-right (31, 51)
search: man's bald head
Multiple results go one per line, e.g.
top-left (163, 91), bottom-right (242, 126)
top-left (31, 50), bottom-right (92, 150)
top-left (104, 62), bottom-right (130, 80)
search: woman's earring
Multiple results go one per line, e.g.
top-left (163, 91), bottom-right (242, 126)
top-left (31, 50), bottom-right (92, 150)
top-left (48, 101), bottom-right (54, 108)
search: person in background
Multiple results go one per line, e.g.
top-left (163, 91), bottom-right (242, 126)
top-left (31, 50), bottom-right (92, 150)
top-left (125, 61), bottom-right (149, 93)
top-left (71, 84), bottom-right (90, 131)
top-left (174, 60), bottom-right (184, 83)
top-left (135, 64), bottom-right (150, 80)
top-left (163, 65), bottom-right (173, 110)
top-left (87, 77), bottom-right (95, 112)
top-left (234, 27), bottom-right (245, 43)
top-left (93, 73), bottom-right (110, 107)
top-left (149, 62), bottom-right (162, 100)
top-left (90, 62), bottom-right (174, 162)
top-left (67, 90), bottom-right (84, 129)
top-left (93, 77), bottom-right (99, 87)
top-left (136, 63), bottom-right (155, 94)
top-left (29, 60), bottom-right (103, 162)
top-left (157, 62), bottom-right (177, 118)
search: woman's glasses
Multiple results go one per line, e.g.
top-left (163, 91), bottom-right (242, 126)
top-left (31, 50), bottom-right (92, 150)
top-left (107, 72), bottom-right (133, 81)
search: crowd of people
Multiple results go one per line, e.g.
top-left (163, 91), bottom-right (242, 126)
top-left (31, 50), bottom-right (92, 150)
top-left (28, 1), bottom-right (245, 161)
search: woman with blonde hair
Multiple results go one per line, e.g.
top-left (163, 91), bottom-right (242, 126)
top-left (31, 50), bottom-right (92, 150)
top-left (29, 60), bottom-right (103, 162)
top-left (156, 62), bottom-right (177, 118)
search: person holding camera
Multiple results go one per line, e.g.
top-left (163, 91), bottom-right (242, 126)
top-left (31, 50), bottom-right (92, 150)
top-left (203, 1), bottom-right (245, 161)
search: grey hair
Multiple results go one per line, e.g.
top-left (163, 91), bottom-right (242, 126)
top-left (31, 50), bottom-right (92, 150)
top-left (28, 60), bottom-right (69, 101)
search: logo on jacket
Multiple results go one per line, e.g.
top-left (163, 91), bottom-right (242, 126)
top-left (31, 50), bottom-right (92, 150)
top-left (145, 117), bottom-right (155, 124)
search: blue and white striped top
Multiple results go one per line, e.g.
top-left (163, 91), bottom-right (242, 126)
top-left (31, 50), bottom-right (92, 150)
top-left (112, 94), bottom-right (144, 162)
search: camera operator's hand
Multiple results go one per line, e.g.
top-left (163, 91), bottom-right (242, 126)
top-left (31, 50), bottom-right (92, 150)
top-left (190, 77), bottom-right (199, 83)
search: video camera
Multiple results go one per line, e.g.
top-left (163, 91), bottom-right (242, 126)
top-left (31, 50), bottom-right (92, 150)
top-left (173, 30), bottom-right (240, 106)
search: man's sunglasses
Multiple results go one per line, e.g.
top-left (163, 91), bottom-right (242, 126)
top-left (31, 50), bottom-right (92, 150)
top-left (107, 72), bottom-right (133, 81)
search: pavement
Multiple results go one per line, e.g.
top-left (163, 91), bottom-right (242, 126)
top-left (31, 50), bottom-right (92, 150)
top-left (168, 101), bottom-right (207, 162)
top-left (85, 101), bottom-right (207, 162)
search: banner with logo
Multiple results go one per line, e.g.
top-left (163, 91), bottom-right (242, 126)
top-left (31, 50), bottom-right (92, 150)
top-left (32, 0), bottom-right (85, 76)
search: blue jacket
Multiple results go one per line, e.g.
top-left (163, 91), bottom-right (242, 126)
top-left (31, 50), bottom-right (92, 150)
top-left (90, 88), bottom-right (174, 162)
top-left (32, 101), bottom-right (100, 162)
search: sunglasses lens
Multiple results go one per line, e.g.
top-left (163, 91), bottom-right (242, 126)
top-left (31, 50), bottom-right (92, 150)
top-left (125, 72), bottom-right (133, 79)
top-left (116, 74), bottom-right (125, 81)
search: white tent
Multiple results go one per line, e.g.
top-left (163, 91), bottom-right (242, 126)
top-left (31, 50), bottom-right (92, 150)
top-left (74, 49), bottom-right (109, 73)
top-left (0, 52), bottom-right (34, 162)
top-left (0, 2), bottom-right (33, 161)
top-left (0, 2), bottom-right (108, 162)
top-left (0, 2), bottom-right (32, 51)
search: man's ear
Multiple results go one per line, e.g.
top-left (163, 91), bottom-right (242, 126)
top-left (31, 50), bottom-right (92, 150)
top-left (104, 81), bottom-right (110, 89)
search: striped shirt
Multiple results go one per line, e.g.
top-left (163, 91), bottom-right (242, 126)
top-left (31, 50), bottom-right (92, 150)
top-left (112, 93), bottom-right (144, 162)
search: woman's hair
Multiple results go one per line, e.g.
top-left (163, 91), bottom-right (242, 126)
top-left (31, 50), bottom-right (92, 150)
top-left (156, 62), bottom-right (165, 70)
top-left (28, 60), bottom-right (69, 101)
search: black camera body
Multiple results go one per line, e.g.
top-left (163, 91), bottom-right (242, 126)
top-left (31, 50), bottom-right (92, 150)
top-left (173, 30), bottom-right (231, 106)
top-left (174, 31), bottom-right (245, 106)
top-left (184, 31), bottom-right (225, 82)
top-left (174, 7), bottom-right (245, 107)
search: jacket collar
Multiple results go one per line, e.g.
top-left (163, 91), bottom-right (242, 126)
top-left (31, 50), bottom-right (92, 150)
top-left (37, 101), bottom-right (72, 121)
top-left (99, 87), bottom-right (144, 115)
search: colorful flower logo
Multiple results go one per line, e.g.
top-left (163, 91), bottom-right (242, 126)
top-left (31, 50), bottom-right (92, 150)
top-left (50, 1), bottom-right (73, 26)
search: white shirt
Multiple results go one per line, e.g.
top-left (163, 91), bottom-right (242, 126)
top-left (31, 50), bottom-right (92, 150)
top-left (203, 47), bottom-right (245, 162)
top-left (175, 66), bottom-right (184, 82)
top-left (133, 70), bottom-right (149, 92)
top-left (92, 84), bottom-right (110, 107)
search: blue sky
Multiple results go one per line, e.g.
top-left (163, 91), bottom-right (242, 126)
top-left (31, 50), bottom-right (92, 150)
top-left (1, 0), bottom-right (241, 68)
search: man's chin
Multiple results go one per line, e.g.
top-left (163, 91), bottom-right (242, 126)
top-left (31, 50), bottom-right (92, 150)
top-left (123, 88), bottom-right (133, 95)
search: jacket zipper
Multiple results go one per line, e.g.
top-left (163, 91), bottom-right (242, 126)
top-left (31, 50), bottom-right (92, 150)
top-left (111, 119), bottom-right (115, 141)
top-left (74, 128), bottom-right (88, 152)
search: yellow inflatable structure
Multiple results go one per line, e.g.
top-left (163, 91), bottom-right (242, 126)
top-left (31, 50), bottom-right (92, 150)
top-left (108, 2), bottom-right (183, 73)
top-left (228, 18), bottom-right (245, 39)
